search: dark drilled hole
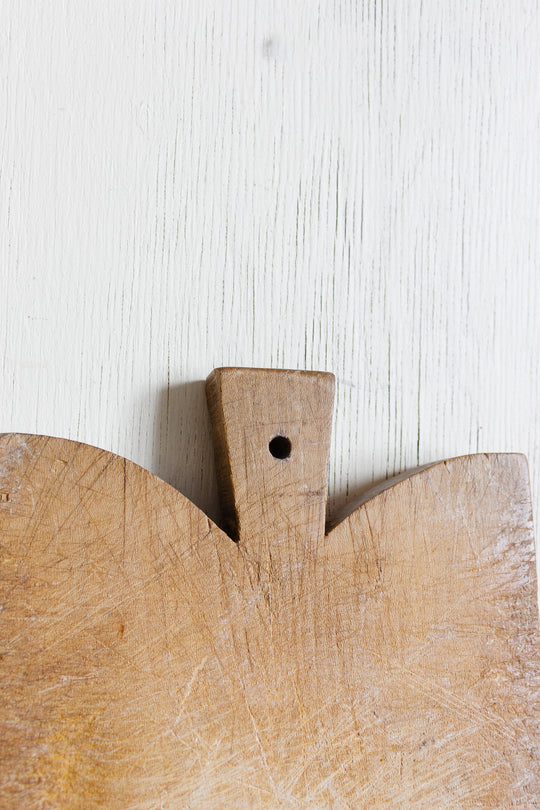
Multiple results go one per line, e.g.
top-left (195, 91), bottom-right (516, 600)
top-left (269, 435), bottom-right (291, 460)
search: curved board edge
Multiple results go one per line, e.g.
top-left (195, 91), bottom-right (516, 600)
top-left (0, 432), bottom-right (232, 547)
top-left (326, 452), bottom-right (532, 535)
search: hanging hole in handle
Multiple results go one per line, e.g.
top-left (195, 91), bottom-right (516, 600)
top-left (269, 435), bottom-right (292, 460)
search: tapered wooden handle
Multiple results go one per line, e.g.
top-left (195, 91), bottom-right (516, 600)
top-left (206, 368), bottom-right (335, 562)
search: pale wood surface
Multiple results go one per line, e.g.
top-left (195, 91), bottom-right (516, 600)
top-left (0, 0), bottom-right (538, 562)
top-left (1, 369), bottom-right (538, 807)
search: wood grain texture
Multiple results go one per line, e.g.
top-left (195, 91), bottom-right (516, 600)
top-left (0, 392), bottom-right (538, 807)
top-left (0, 4), bottom-right (538, 548)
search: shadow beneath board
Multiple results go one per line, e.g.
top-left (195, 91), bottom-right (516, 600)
top-left (326, 463), bottom-right (437, 532)
top-left (152, 380), bottom-right (222, 527)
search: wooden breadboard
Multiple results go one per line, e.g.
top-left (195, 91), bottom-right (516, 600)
top-left (0, 368), bottom-right (538, 807)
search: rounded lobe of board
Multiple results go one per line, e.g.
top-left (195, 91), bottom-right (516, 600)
top-left (323, 453), bottom-right (539, 806)
top-left (0, 434), bottom-right (237, 807)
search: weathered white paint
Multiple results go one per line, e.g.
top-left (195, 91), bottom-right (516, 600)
top-left (0, 2), bottom-right (538, 556)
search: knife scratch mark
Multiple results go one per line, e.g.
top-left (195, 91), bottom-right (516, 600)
top-left (173, 655), bottom-right (209, 725)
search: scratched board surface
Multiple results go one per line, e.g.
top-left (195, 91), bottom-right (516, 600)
top-left (0, 2), bottom-right (538, 553)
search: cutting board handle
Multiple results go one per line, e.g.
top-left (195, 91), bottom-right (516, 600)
top-left (206, 368), bottom-right (335, 562)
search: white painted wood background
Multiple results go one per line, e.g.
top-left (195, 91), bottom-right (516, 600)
top-left (1, 2), bottom-right (538, 556)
